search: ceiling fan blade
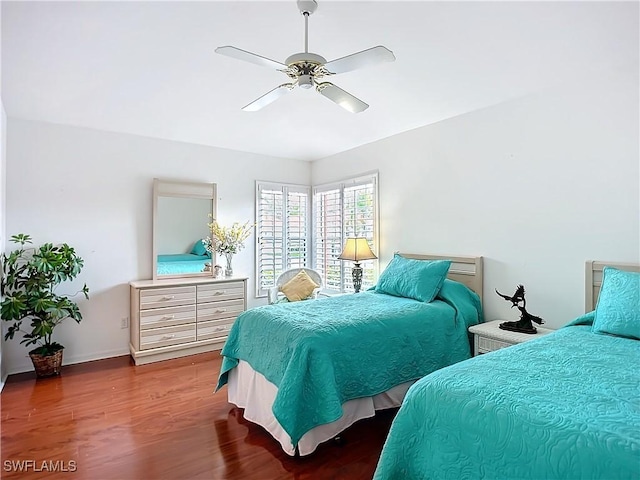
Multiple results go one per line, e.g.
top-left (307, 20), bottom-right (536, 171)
top-left (324, 46), bottom-right (395, 75)
top-left (215, 46), bottom-right (287, 71)
top-left (316, 82), bottom-right (368, 113)
top-left (242, 83), bottom-right (295, 112)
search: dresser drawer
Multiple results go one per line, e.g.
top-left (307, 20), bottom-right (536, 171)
top-left (197, 299), bottom-right (244, 322)
top-left (197, 282), bottom-right (245, 303)
top-left (197, 319), bottom-right (233, 341)
top-left (140, 305), bottom-right (196, 330)
top-left (140, 286), bottom-right (196, 310)
top-left (140, 324), bottom-right (196, 350)
top-left (478, 336), bottom-right (512, 353)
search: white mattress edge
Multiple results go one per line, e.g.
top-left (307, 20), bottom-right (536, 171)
top-left (227, 359), bottom-right (413, 456)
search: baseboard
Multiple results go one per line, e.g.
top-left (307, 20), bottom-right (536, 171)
top-left (0, 372), bottom-right (7, 393)
top-left (6, 347), bottom-right (130, 376)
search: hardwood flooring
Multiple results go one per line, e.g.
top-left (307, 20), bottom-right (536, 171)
top-left (1, 353), bottom-right (397, 480)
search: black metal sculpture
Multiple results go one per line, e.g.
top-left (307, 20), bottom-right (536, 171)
top-left (495, 284), bottom-right (544, 334)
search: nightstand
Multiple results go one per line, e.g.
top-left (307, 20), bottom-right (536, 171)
top-left (468, 320), bottom-right (553, 356)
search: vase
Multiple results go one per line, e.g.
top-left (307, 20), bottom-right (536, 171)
top-left (224, 253), bottom-right (234, 277)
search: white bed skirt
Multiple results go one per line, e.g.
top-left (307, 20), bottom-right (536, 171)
top-left (227, 360), bottom-right (413, 456)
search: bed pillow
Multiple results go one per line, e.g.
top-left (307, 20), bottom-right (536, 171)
top-left (190, 239), bottom-right (208, 256)
top-left (281, 270), bottom-right (319, 302)
top-left (592, 267), bottom-right (640, 340)
top-left (375, 254), bottom-right (451, 303)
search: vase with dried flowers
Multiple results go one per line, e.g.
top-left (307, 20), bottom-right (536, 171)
top-left (203, 220), bottom-right (254, 277)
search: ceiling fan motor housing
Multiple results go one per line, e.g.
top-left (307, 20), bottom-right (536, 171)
top-left (284, 53), bottom-right (329, 87)
top-left (285, 53), bottom-right (327, 66)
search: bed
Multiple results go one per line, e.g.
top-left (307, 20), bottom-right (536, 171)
top-left (373, 261), bottom-right (640, 480)
top-left (156, 253), bottom-right (211, 275)
top-left (216, 253), bottom-right (484, 455)
top-left (156, 239), bottom-right (212, 275)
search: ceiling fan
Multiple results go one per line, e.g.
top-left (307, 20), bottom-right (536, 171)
top-left (215, 0), bottom-right (395, 113)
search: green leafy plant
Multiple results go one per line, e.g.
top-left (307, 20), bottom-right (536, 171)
top-left (1, 234), bottom-right (89, 357)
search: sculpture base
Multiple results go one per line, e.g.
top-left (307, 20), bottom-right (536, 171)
top-left (499, 321), bottom-right (537, 334)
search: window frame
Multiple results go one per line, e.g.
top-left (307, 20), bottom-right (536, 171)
top-left (255, 172), bottom-right (379, 298)
top-left (312, 171), bottom-right (379, 294)
top-left (255, 181), bottom-right (311, 298)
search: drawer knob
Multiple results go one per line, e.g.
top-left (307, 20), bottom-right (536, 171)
top-left (213, 291), bottom-right (225, 296)
top-left (215, 309), bottom-right (227, 314)
top-left (161, 295), bottom-right (175, 301)
top-left (214, 327), bottom-right (225, 332)
top-left (160, 315), bottom-right (175, 321)
top-left (161, 334), bottom-right (176, 340)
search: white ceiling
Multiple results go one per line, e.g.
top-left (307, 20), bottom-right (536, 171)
top-left (1, 1), bottom-right (637, 161)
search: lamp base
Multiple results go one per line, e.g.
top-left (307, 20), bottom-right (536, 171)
top-left (352, 263), bottom-right (363, 293)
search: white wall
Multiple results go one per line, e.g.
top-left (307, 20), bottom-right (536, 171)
top-left (312, 75), bottom-right (640, 329)
top-left (0, 102), bottom-right (6, 388)
top-left (4, 119), bottom-right (310, 374)
top-left (0, 0), bottom-right (7, 387)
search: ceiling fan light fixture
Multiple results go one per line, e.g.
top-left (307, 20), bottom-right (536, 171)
top-left (298, 75), bottom-right (314, 89)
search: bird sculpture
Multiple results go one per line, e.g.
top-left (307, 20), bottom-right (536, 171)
top-left (495, 284), bottom-right (544, 334)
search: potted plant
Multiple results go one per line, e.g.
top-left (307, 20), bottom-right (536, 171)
top-left (1, 234), bottom-right (89, 377)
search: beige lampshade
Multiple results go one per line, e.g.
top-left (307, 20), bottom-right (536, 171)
top-left (338, 238), bottom-right (377, 262)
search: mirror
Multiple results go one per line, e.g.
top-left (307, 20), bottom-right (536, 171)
top-left (152, 179), bottom-right (217, 280)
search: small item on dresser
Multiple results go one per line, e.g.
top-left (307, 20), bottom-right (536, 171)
top-left (213, 265), bottom-right (223, 278)
top-left (495, 284), bottom-right (544, 334)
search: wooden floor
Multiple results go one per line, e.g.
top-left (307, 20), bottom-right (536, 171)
top-left (1, 353), bottom-right (397, 480)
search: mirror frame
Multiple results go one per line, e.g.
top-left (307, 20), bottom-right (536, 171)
top-left (152, 178), bottom-right (217, 280)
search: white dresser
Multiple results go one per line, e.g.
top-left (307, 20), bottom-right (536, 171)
top-left (129, 276), bottom-right (247, 365)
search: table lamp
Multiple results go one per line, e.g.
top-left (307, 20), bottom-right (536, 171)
top-left (338, 237), bottom-right (377, 293)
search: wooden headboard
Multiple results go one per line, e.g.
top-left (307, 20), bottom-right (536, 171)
top-left (398, 253), bottom-right (483, 303)
top-left (585, 261), bottom-right (640, 312)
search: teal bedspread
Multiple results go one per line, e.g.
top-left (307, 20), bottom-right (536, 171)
top-left (216, 280), bottom-right (482, 446)
top-left (156, 253), bottom-right (210, 275)
top-left (374, 318), bottom-right (640, 480)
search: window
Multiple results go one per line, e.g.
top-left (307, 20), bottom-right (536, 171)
top-left (255, 173), bottom-right (378, 297)
top-left (313, 173), bottom-right (378, 293)
top-left (255, 182), bottom-right (311, 297)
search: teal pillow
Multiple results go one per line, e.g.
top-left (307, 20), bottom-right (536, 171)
top-left (375, 254), bottom-right (451, 303)
top-left (190, 239), bottom-right (208, 256)
top-left (592, 267), bottom-right (640, 340)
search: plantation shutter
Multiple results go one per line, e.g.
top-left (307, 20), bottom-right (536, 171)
top-left (256, 182), bottom-right (310, 296)
top-left (313, 188), bottom-right (343, 290)
top-left (313, 173), bottom-right (378, 293)
top-left (257, 184), bottom-right (284, 295)
top-left (286, 190), bottom-right (309, 270)
top-left (342, 181), bottom-right (376, 290)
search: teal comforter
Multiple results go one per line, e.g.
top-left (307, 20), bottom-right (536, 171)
top-left (156, 253), bottom-right (210, 275)
top-left (374, 314), bottom-right (640, 480)
top-left (216, 280), bottom-right (482, 446)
